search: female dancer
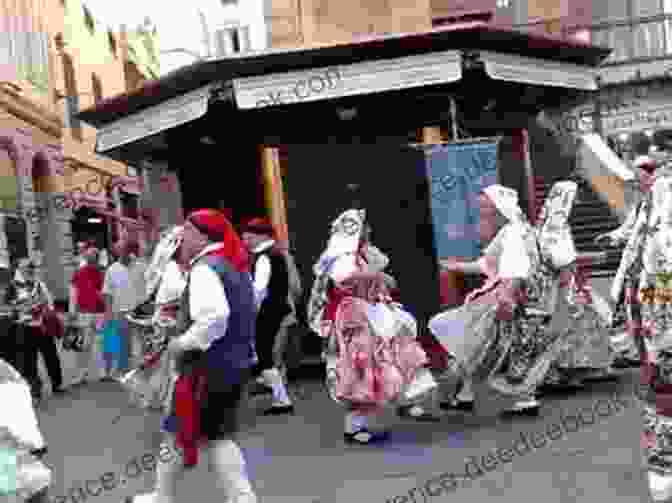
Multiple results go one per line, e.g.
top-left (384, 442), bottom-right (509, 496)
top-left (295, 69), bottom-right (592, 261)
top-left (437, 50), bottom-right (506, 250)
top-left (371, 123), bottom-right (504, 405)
top-left (633, 173), bottom-right (672, 500)
top-left (122, 226), bottom-right (185, 410)
top-left (429, 184), bottom-right (574, 416)
top-left (537, 183), bottom-right (615, 389)
top-left (308, 209), bottom-right (435, 444)
top-left (595, 157), bottom-right (667, 367)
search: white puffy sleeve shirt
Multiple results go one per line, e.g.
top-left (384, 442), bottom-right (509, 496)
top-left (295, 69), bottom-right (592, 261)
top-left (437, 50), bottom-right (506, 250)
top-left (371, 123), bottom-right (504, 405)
top-left (479, 224), bottom-right (531, 280)
top-left (178, 262), bottom-right (231, 351)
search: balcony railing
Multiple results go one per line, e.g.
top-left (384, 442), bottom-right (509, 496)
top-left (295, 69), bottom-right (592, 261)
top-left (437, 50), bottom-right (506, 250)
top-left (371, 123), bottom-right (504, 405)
top-left (514, 13), bottom-right (672, 65)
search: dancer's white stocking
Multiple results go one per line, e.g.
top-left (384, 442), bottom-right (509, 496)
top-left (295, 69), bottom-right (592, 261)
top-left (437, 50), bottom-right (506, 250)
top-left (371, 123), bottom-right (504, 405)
top-left (345, 411), bottom-right (369, 433)
top-left (457, 378), bottom-right (474, 402)
top-left (207, 439), bottom-right (257, 503)
top-left (261, 368), bottom-right (292, 406)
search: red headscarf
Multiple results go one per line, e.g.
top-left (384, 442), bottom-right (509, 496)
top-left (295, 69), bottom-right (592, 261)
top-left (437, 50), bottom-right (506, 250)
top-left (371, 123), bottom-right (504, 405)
top-left (187, 209), bottom-right (250, 273)
top-left (242, 217), bottom-right (276, 239)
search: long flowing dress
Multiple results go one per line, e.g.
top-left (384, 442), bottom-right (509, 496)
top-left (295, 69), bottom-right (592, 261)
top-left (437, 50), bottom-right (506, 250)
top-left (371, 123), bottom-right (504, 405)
top-left (121, 227), bottom-right (185, 410)
top-left (545, 269), bottom-right (613, 384)
top-left (309, 210), bottom-right (434, 415)
top-left (635, 175), bottom-right (672, 497)
top-left (429, 185), bottom-right (571, 411)
top-left (535, 182), bottom-right (614, 385)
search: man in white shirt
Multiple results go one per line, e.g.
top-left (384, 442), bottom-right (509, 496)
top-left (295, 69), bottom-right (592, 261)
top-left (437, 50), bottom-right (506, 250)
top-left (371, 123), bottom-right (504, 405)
top-left (103, 240), bottom-right (147, 374)
top-left (127, 208), bottom-right (257, 503)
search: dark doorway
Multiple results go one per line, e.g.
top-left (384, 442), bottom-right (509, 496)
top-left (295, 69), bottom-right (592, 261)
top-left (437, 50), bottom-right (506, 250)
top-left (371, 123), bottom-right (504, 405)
top-left (70, 207), bottom-right (109, 251)
top-left (170, 140), bottom-right (266, 225)
top-left (283, 144), bottom-right (440, 331)
top-left (4, 216), bottom-right (28, 266)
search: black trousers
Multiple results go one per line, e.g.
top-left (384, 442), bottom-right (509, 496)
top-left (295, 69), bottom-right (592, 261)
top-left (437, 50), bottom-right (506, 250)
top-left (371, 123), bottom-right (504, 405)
top-left (255, 309), bottom-right (288, 372)
top-left (0, 317), bottom-right (19, 368)
top-left (16, 324), bottom-right (63, 397)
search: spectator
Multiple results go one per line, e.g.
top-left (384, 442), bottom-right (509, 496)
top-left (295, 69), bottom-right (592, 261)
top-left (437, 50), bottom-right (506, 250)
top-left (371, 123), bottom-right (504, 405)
top-left (103, 239), bottom-right (147, 373)
top-left (69, 248), bottom-right (106, 383)
top-left (7, 259), bottom-right (63, 401)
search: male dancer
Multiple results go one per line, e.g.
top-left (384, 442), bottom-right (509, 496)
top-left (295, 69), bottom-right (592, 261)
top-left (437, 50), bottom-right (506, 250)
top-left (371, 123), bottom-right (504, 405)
top-left (128, 208), bottom-right (257, 503)
top-left (241, 218), bottom-right (294, 415)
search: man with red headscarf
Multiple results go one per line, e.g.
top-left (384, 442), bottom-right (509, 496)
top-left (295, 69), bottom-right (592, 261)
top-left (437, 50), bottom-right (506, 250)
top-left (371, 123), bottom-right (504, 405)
top-left (241, 217), bottom-right (294, 415)
top-left (127, 209), bottom-right (257, 503)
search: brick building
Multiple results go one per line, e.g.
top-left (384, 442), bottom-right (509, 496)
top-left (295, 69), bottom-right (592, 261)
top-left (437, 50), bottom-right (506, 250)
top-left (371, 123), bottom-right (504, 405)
top-left (0, 0), bottom-right (159, 300)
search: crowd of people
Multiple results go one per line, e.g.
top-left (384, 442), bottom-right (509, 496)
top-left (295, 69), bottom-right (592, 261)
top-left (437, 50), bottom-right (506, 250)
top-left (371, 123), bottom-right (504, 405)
top-left (2, 151), bottom-right (671, 502)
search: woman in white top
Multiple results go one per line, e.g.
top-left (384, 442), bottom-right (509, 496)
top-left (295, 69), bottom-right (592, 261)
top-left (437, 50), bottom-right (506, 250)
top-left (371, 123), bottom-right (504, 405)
top-left (429, 185), bottom-right (574, 416)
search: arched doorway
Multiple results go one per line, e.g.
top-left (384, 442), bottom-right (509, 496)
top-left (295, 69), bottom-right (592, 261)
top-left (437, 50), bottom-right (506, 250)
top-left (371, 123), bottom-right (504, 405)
top-left (0, 144), bottom-right (26, 268)
top-left (70, 206), bottom-right (109, 251)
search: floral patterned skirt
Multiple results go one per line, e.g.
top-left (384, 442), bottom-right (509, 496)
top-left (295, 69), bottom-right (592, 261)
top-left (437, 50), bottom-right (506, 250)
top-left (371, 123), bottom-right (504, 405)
top-left (324, 297), bottom-right (430, 412)
top-left (545, 302), bottom-right (613, 384)
top-left (431, 285), bottom-right (567, 403)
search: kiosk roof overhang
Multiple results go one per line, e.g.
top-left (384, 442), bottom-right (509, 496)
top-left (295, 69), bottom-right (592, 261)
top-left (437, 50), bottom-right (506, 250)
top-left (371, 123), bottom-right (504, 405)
top-left (79, 22), bottom-right (610, 127)
top-left (77, 22), bottom-right (611, 162)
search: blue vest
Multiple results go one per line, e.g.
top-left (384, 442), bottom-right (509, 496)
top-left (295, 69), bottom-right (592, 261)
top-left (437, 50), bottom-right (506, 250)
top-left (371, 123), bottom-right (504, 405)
top-left (186, 253), bottom-right (257, 384)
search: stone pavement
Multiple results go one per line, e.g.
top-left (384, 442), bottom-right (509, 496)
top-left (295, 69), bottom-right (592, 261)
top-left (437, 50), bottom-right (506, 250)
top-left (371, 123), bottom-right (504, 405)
top-left (36, 369), bottom-right (650, 503)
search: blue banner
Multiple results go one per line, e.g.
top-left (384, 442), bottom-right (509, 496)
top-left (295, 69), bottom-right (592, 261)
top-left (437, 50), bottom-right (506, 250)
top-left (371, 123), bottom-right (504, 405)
top-left (425, 142), bottom-right (499, 259)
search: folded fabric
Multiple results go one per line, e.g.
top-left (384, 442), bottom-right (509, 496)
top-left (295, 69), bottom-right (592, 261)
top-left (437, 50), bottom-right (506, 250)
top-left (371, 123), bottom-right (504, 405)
top-left (173, 370), bottom-right (207, 468)
top-left (0, 382), bottom-right (45, 450)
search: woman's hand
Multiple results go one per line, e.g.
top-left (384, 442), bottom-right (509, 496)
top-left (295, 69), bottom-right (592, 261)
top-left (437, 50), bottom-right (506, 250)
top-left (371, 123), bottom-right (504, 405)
top-left (440, 259), bottom-right (461, 272)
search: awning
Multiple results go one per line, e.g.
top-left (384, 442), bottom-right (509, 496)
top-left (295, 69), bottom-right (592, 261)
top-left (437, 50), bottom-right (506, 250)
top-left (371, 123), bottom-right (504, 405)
top-left (95, 85), bottom-right (212, 153)
top-left (232, 50), bottom-right (462, 110)
top-left (480, 51), bottom-right (598, 91)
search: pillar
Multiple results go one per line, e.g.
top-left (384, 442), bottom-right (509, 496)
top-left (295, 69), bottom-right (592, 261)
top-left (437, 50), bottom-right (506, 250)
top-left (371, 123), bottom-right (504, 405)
top-left (0, 214), bottom-right (9, 269)
top-left (14, 146), bottom-right (40, 262)
top-left (261, 146), bottom-right (289, 246)
top-left (39, 152), bottom-right (72, 300)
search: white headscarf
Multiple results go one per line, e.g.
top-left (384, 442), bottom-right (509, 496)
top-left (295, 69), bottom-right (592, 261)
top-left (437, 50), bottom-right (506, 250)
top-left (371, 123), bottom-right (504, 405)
top-left (308, 209), bottom-right (366, 335)
top-left (482, 184), bottom-right (525, 224)
top-left (642, 174), bottom-right (672, 277)
top-left (313, 209), bottom-right (366, 276)
top-left (145, 225), bottom-right (183, 297)
top-left (535, 181), bottom-right (578, 269)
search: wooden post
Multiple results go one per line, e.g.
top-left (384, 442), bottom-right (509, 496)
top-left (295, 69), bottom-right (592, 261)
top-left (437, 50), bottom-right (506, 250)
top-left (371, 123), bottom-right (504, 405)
top-left (449, 97), bottom-right (458, 140)
top-left (416, 125), bottom-right (463, 307)
top-left (520, 129), bottom-right (537, 224)
top-left (261, 146), bottom-right (289, 246)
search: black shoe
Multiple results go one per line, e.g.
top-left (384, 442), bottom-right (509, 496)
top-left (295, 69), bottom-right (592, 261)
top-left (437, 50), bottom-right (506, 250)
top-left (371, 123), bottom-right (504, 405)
top-left (263, 404), bottom-right (294, 416)
top-left (501, 403), bottom-right (540, 418)
top-left (440, 399), bottom-right (474, 412)
top-left (52, 387), bottom-right (66, 394)
top-left (29, 447), bottom-right (47, 459)
top-left (344, 429), bottom-right (389, 445)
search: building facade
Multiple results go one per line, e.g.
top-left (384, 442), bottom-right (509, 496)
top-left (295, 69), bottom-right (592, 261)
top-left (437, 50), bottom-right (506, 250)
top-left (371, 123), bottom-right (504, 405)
top-left (506, 0), bottom-right (672, 164)
top-left (0, 0), bottom-right (159, 300)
